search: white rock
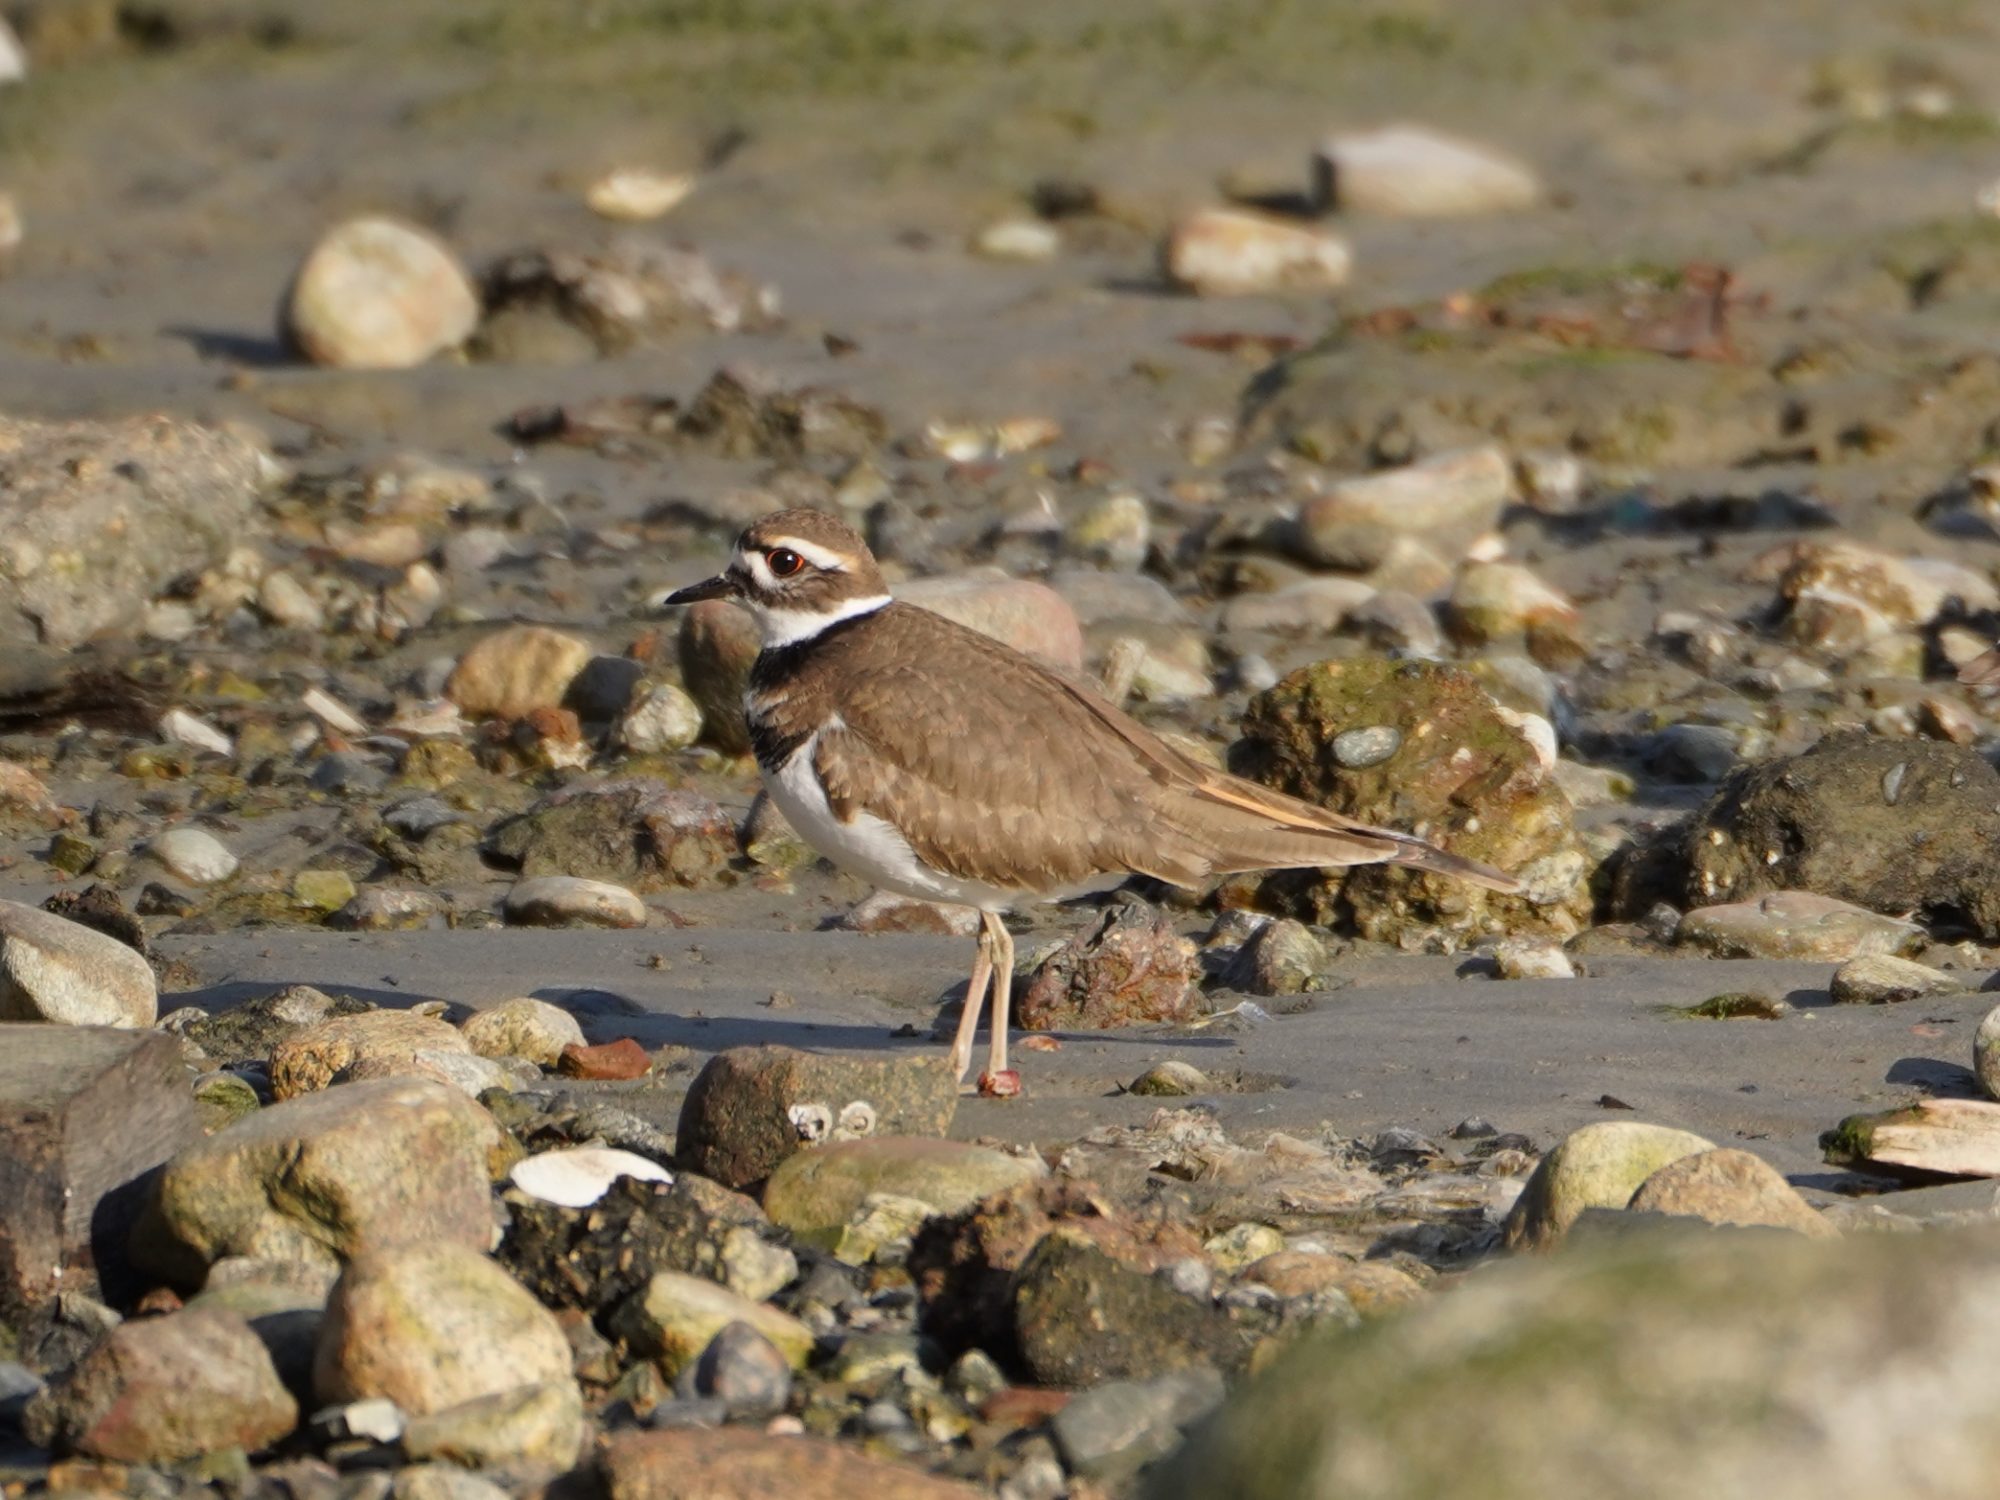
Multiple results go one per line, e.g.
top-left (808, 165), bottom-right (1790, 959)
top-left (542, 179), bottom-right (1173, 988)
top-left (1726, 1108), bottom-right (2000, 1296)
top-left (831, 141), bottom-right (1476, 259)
top-left (615, 682), bottom-right (703, 754)
top-left (1313, 125), bottom-right (1542, 217)
top-left (284, 216), bottom-right (480, 370)
top-left (0, 193), bottom-right (20, 255)
top-left (257, 570), bottom-right (325, 630)
top-left (151, 827), bottom-right (239, 885)
top-left (504, 877), bottom-right (646, 930)
top-left (0, 900), bottom-right (157, 1027)
top-left (585, 168), bottom-right (695, 222)
top-left (159, 708), bottom-right (232, 757)
top-left (1162, 209), bottom-right (1351, 297)
top-left (509, 1147), bottom-right (671, 1209)
top-left (1491, 937), bottom-right (1575, 980)
top-left (0, 19), bottom-right (23, 84)
top-left (302, 686), bottom-right (368, 738)
top-left (971, 218), bottom-right (1061, 262)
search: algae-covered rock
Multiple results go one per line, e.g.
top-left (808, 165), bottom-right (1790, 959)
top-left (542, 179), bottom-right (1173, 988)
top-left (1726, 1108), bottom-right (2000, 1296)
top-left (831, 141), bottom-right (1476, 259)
top-left (1017, 903), bottom-right (1203, 1031)
top-left (1154, 1225), bottom-right (2000, 1500)
top-left (1012, 1233), bottom-right (1247, 1388)
top-left (1503, 1121), bottom-right (1715, 1250)
top-left (909, 1178), bottom-right (1207, 1359)
top-left (761, 1137), bottom-right (1044, 1245)
top-left (486, 779), bottom-right (736, 891)
top-left (1232, 659), bottom-right (1591, 947)
top-left (1683, 731), bottom-right (2000, 938)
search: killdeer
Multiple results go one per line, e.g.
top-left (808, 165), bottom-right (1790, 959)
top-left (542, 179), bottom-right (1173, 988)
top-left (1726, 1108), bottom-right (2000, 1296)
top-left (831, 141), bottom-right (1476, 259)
top-left (665, 509), bottom-right (1520, 1095)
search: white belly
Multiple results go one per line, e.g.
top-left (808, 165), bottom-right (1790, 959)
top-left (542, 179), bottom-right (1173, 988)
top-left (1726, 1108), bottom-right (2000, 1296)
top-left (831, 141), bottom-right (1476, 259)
top-left (763, 731), bottom-right (1025, 913)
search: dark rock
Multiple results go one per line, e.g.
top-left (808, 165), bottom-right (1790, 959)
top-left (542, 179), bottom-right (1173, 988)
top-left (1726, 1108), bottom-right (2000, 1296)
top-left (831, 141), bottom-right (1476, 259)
top-left (676, 1046), bottom-right (956, 1191)
top-left (176, 984), bottom-right (374, 1070)
top-left (0, 1026), bottom-right (196, 1365)
top-left (1682, 731), bottom-right (2000, 938)
top-left (684, 1321), bottom-right (792, 1419)
top-left (909, 1178), bottom-right (1206, 1362)
top-left (1232, 658), bottom-right (1591, 946)
top-left (478, 244), bottom-right (779, 355)
top-left (486, 780), bottom-right (736, 891)
top-left (1013, 1233), bottom-right (1246, 1387)
top-left (22, 1305), bottom-right (296, 1461)
top-left (500, 1176), bottom-right (766, 1312)
top-left (676, 368), bottom-right (887, 463)
top-left (1017, 904), bottom-right (1202, 1032)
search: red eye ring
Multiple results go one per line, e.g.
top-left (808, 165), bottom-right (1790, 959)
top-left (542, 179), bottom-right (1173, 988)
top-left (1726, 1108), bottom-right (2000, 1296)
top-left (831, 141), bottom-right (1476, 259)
top-left (766, 547), bottom-right (805, 578)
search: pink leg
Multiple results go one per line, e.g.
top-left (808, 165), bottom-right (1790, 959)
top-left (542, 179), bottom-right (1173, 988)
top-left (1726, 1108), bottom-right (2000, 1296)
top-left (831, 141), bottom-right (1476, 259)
top-left (947, 922), bottom-right (994, 1082)
top-left (985, 913), bottom-right (1015, 1080)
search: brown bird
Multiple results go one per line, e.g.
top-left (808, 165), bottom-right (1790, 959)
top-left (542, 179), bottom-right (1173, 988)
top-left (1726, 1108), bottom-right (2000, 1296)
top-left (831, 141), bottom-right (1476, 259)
top-left (665, 509), bottom-right (1519, 1094)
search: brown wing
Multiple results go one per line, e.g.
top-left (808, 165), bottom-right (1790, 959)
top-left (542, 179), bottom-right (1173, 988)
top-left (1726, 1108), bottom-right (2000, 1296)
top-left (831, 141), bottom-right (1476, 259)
top-left (811, 603), bottom-right (1519, 894)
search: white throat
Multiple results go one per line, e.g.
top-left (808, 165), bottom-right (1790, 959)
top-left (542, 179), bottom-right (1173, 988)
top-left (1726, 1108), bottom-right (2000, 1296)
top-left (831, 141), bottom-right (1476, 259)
top-left (749, 592), bottom-right (891, 648)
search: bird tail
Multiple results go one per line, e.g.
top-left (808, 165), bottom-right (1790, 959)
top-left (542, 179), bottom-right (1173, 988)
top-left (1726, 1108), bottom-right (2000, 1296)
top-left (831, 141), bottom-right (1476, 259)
top-left (1379, 833), bottom-right (1523, 893)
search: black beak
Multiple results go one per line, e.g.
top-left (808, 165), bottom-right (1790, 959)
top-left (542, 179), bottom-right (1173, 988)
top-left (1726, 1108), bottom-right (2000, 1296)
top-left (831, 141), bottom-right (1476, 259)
top-left (662, 573), bottom-right (737, 608)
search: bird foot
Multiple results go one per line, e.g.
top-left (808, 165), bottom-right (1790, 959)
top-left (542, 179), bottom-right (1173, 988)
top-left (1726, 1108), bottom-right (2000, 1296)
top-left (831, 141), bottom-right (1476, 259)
top-left (977, 1069), bottom-right (1022, 1098)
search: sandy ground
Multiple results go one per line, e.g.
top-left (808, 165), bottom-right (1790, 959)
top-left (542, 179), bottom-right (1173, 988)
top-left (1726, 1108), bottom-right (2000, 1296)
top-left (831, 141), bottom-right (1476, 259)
top-left (4, 0), bottom-right (2000, 1190)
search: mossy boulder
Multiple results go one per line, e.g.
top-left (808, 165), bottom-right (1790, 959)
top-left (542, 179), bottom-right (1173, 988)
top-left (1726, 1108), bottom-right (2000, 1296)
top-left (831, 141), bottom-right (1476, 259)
top-left (1154, 1226), bottom-right (2000, 1500)
top-left (486, 779), bottom-right (737, 891)
top-left (1503, 1122), bottom-right (1715, 1250)
top-left (1013, 1233), bottom-right (1248, 1388)
top-left (1682, 731), bottom-right (2000, 938)
top-left (1231, 659), bottom-right (1591, 947)
top-left (761, 1137), bottom-right (1044, 1245)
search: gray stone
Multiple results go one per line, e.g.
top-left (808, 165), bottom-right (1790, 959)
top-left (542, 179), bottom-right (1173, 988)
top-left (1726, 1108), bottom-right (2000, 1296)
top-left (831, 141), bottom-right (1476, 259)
top-left (1331, 726), bottom-right (1402, 769)
top-left (0, 901), bottom-right (155, 1027)
top-left (0, 413), bottom-right (271, 649)
top-left (135, 1076), bottom-right (500, 1291)
top-left (1054, 1367), bottom-right (1225, 1482)
top-left (686, 1320), bottom-right (792, 1419)
top-left (1157, 1227), bottom-right (2000, 1500)
top-left (23, 1305), bottom-right (296, 1462)
top-left (1832, 954), bottom-right (1970, 1006)
top-left (0, 1026), bottom-right (196, 1355)
top-left (1675, 891), bottom-right (1924, 962)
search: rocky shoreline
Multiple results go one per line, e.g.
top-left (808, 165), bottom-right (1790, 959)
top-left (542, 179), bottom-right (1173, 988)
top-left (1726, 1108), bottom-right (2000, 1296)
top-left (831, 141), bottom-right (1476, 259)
top-left (6, 0), bottom-right (2000, 1494)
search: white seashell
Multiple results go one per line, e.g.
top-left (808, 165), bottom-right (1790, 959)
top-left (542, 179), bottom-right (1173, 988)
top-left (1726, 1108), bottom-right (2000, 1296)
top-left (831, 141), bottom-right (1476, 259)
top-left (509, 1146), bottom-right (671, 1209)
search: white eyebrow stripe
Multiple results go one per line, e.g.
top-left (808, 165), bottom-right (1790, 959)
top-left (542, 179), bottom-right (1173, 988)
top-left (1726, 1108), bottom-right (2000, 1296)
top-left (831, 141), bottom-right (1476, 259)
top-left (762, 535), bottom-right (849, 571)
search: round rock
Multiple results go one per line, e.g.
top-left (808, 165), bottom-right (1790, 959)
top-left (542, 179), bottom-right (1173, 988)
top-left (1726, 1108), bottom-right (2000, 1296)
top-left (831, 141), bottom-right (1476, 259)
top-left (314, 1242), bottom-right (573, 1415)
top-left (284, 216), bottom-right (479, 370)
top-left (460, 996), bottom-right (585, 1066)
top-left (445, 625), bottom-right (594, 722)
top-left (0, 899), bottom-right (156, 1027)
top-left (1503, 1121), bottom-right (1715, 1250)
top-left (504, 876), bottom-right (647, 929)
top-left (150, 826), bottom-right (239, 885)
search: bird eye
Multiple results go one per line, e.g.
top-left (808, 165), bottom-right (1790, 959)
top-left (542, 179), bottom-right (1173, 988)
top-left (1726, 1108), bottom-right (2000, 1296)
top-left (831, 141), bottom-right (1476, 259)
top-left (766, 547), bottom-right (805, 578)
